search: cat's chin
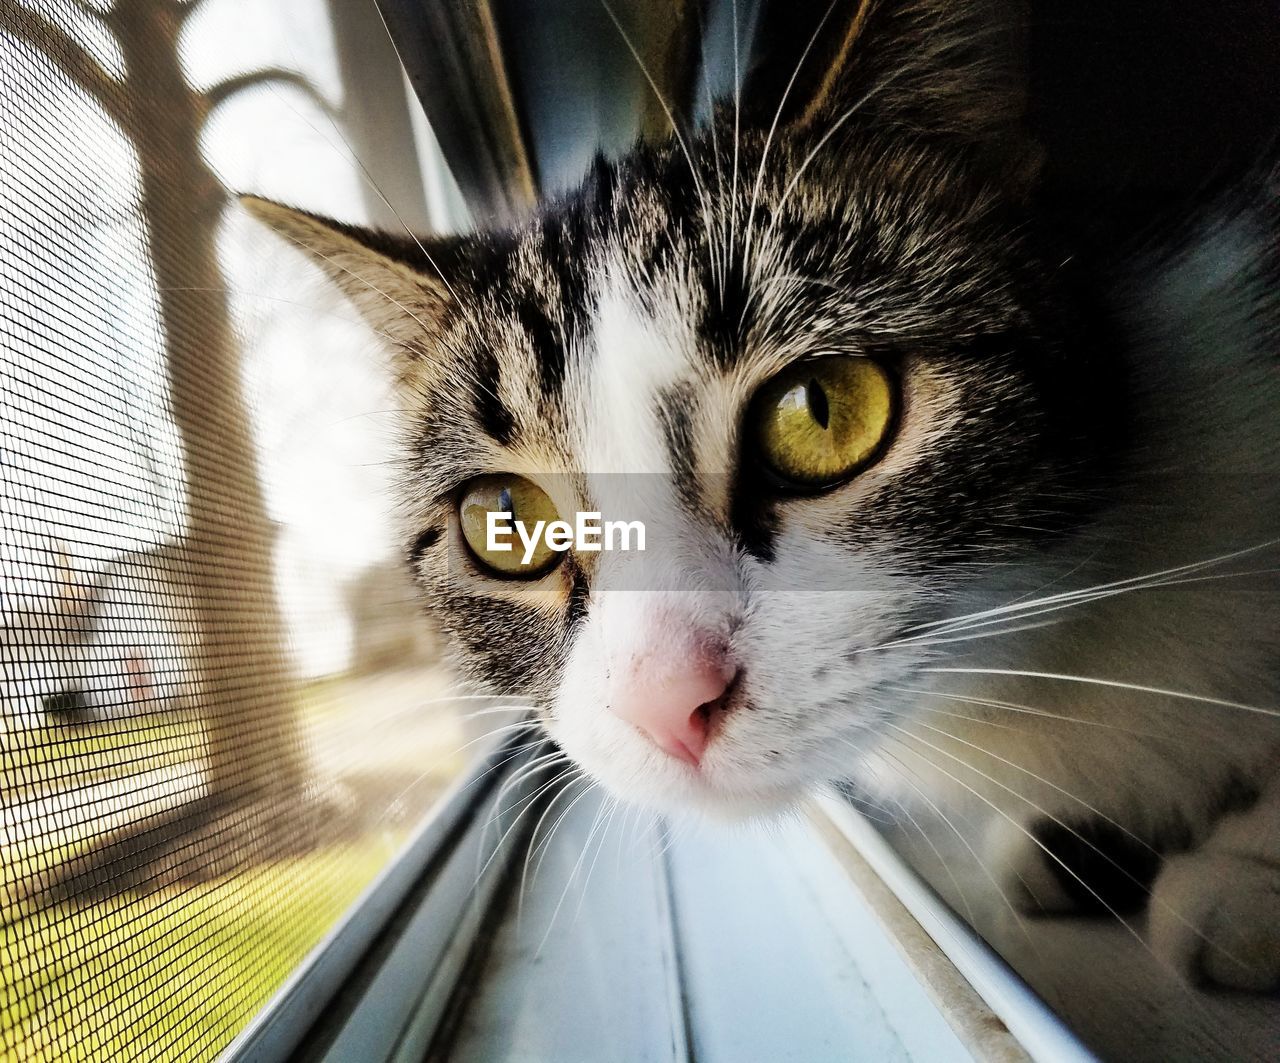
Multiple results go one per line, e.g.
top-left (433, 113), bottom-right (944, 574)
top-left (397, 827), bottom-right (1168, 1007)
top-left (672, 779), bottom-right (809, 822)
top-left (595, 763), bottom-right (810, 822)
top-left (547, 715), bottom-right (817, 820)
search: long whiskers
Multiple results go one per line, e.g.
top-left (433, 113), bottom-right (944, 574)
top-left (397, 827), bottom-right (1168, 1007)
top-left (854, 616), bottom-right (1067, 657)
top-left (897, 714), bottom-right (1155, 854)
top-left (517, 772), bottom-right (591, 922)
top-left (833, 750), bottom-right (979, 926)
top-left (158, 285), bottom-right (417, 356)
top-left (921, 667), bottom-right (1280, 720)
top-left (876, 741), bottom-right (1033, 942)
top-left (362, 700), bottom-right (541, 834)
top-left (253, 28), bottom-right (464, 306)
top-left (476, 754), bottom-right (575, 883)
top-left (903, 539), bottom-right (1280, 640)
top-left (539, 789), bottom-right (615, 951)
top-left (572, 792), bottom-right (622, 928)
top-left (727, 0), bottom-right (742, 292)
top-left (692, 0), bottom-right (727, 283)
top-left (889, 686), bottom-right (1147, 736)
top-left (884, 723), bottom-right (1157, 950)
top-left (896, 564), bottom-right (1280, 649)
top-left (747, 69), bottom-right (910, 289)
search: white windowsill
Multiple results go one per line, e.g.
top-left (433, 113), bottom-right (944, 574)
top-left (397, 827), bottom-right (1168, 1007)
top-left (222, 736), bottom-right (1095, 1062)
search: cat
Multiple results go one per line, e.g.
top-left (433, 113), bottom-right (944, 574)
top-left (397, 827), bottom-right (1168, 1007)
top-left (244, 0), bottom-right (1280, 992)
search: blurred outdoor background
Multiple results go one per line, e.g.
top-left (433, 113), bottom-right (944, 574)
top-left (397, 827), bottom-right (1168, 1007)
top-left (0, 1), bottom-right (483, 1058)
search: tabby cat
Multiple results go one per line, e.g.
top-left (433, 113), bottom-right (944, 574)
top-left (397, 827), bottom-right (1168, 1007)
top-left (246, 0), bottom-right (1280, 991)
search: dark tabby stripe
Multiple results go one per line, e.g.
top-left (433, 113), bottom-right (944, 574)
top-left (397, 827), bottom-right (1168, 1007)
top-left (409, 526), bottom-right (442, 565)
top-left (472, 348), bottom-right (517, 445)
top-left (516, 298), bottom-right (567, 398)
top-left (657, 382), bottom-right (699, 510)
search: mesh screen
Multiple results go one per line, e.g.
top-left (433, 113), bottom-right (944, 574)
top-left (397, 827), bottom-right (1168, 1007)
top-left (0, 2), bottom-right (470, 1058)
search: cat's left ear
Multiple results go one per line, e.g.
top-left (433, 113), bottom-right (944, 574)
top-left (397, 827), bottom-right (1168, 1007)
top-left (240, 195), bottom-right (458, 358)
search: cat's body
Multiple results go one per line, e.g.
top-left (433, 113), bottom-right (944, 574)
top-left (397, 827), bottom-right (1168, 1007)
top-left (875, 183), bottom-right (1280, 986)
top-left (248, 0), bottom-right (1280, 991)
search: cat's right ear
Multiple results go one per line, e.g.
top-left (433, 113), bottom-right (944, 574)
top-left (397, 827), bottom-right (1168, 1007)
top-left (749, 0), bottom-right (1038, 186)
top-left (240, 196), bottom-right (457, 355)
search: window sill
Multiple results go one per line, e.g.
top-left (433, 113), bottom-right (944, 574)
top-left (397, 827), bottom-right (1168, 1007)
top-left (223, 739), bottom-right (1094, 1062)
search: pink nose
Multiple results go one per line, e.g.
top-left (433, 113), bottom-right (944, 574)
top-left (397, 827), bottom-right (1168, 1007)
top-left (609, 648), bottom-right (736, 768)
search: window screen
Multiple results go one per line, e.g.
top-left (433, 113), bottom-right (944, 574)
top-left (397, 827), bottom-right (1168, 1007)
top-left (0, 2), bottom-right (473, 1058)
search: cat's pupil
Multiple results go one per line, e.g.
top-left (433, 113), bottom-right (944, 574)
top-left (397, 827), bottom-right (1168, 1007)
top-left (807, 378), bottom-right (830, 430)
top-left (498, 486), bottom-right (514, 517)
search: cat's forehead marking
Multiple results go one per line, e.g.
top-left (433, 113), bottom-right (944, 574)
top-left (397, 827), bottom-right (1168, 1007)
top-left (575, 263), bottom-right (696, 476)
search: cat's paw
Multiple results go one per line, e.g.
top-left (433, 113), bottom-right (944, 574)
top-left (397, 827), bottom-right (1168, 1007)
top-left (986, 816), bottom-right (1161, 916)
top-left (1149, 851), bottom-right (1280, 991)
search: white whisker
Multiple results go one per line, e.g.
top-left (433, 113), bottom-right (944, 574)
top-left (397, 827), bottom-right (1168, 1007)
top-left (877, 742), bottom-right (1033, 942)
top-left (903, 539), bottom-right (1280, 638)
top-left (885, 724), bottom-right (1154, 952)
top-left (540, 790), bottom-right (613, 951)
top-left (728, 0), bottom-right (742, 284)
top-left (692, 0), bottom-right (729, 290)
top-left (598, 0), bottom-right (721, 290)
top-left (901, 715), bottom-right (1155, 854)
top-left (855, 616), bottom-right (1065, 656)
top-left (518, 773), bottom-right (590, 922)
top-left (573, 793), bottom-right (621, 926)
top-left (887, 722), bottom-right (1252, 972)
top-left (749, 69), bottom-right (911, 282)
top-left (741, 0), bottom-right (842, 278)
top-left (476, 755), bottom-right (573, 881)
top-left (272, 10), bottom-right (466, 307)
top-left (887, 685), bottom-right (1192, 746)
top-left (922, 668), bottom-right (1280, 720)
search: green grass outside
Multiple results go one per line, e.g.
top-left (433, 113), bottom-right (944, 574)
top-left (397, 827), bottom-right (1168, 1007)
top-left (1, 712), bottom-right (211, 895)
top-left (0, 714), bottom-right (207, 804)
top-left (0, 672), bottom-right (456, 1060)
top-left (0, 837), bottom-right (401, 1061)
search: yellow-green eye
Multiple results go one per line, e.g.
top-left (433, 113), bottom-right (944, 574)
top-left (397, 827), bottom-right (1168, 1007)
top-left (459, 474), bottom-right (562, 577)
top-left (753, 355), bottom-right (895, 487)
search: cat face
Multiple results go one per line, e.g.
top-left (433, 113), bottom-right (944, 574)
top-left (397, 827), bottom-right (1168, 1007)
top-left (245, 2), bottom-right (1117, 816)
